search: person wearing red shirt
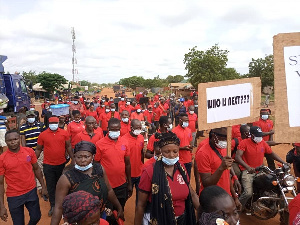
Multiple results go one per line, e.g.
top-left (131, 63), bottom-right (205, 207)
top-left (231, 124), bottom-right (241, 139)
top-left (135, 92), bottom-right (144, 103)
top-left (67, 110), bottom-right (85, 149)
top-left (120, 101), bottom-right (133, 115)
top-left (153, 102), bottom-right (162, 131)
top-left (143, 105), bottom-right (153, 124)
top-left (153, 93), bottom-right (159, 102)
top-left (107, 103), bottom-right (120, 120)
top-left (235, 126), bottom-right (286, 208)
top-left (85, 103), bottom-right (98, 123)
top-left (158, 98), bottom-right (168, 116)
top-left (118, 97), bottom-right (126, 112)
top-left (130, 108), bottom-right (144, 121)
top-left (142, 141), bottom-right (161, 170)
top-left (95, 118), bottom-right (132, 210)
top-left (0, 130), bottom-right (47, 225)
top-left (36, 117), bottom-right (74, 216)
top-left (149, 97), bottom-right (155, 106)
top-left (120, 110), bottom-right (131, 137)
top-left (96, 103), bottom-right (105, 117)
top-left (195, 128), bottom-right (239, 203)
top-left (145, 116), bottom-right (171, 159)
top-left (187, 106), bottom-right (198, 147)
top-left (73, 116), bottom-right (104, 146)
top-left (123, 119), bottom-right (144, 203)
top-left (289, 193), bottom-right (300, 225)
top-left (69, 96), bottom-right (84, 120)
top-left (172, 113), bottom-right (193, 177)
top-left (99, 105), bottom-right (111, 136)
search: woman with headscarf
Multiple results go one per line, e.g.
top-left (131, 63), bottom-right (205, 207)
top-left (50, 141), bottom-right (124, 225)
top-left (134, 132), bottom-right (199, 225)
top-left (62, 190), bottom-right (109, 225)
top-left (198, 185), bottom-right (240, 225)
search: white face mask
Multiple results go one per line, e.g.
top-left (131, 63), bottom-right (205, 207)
top-left (105, 109), bottom-right (110, 113)
top-left (253, 136), bottom-right (263, 143)
top-left (189, 111), bottom-right (194, 114)
top-left (121, 98), bottom-right (124, 101)
top-left (111, 108), bottom-right (116, 112)
top-left (75, 163), bottom-right (93, 171)
top-left (108, 131), bottom-right (120, 139)
top-left (74, 101), bottom-right (78, 104)
top-left (132, 129), bottom-right (142, 136)
top-left (122, 117), bottom-right (129, 123)
top-left (49, 124), bottom-right (58, 131)
top-left (162, 156), bottom-right (179, 165)
top-left (137, 109), bottom-right (141, 113)
top-left (216, 140), bottom-right (227, 149)
top-left (167, 124), bottom-right (173, 131)
top-left (194, 105), bottom-right (198, 107)
top-left (27, 117), bottom-right (35, 123)
top-left (30, 108), bottom-right (35, 111)
top-left (182, 121), bottom-right (189, 128)
top-left (261, 115), bottom-right (268, 120)
top-left (101, 105), bottom-right (105, 108)
top-left (126, 102), bottom-right (130, 105)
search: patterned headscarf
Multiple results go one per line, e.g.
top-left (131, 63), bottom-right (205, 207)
top-left (62, 191), bottom-right (101, 224)
top-left (198, 212), bottom-right (228, 225)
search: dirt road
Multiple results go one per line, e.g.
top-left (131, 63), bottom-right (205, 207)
top-left (2, 88), bottom-right (291, 225)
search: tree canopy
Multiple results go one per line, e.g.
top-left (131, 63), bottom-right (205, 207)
top-left (183, 44), bottom-right (240, 88)
top-left (22, 70), bottom-right (38, 85)
top-left (36, 71), bottom-right (67, 93)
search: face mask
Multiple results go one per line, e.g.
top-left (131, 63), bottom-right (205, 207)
top-left (261, 115), bottom-right (268, 120)
top-left (167, 124), bottom-right (173, 131)
top-left (142, 110), bottom-right (145, 112)
top-left (182, 121), bottom-right (189, 128)
top-left (45, 107), bottom-right (49, 110)
top-left (162, 156), bottom-right (179, 166)
top-left (253, 136), bottom-right (263, 143)
top-left (216, 141), bottom-right (227, 149)
top-left (194, 105), bottom-right (198, 107)
top-left (75, 163), bottom-right (93, 172)
top-left (149, 110), bottom-right (152, 113)
top-left (74, 119), bottom-right (81, 123)
top-left (137, 109), bottom-right (141, 113)
top-left (121, 98), bottom-right (124, 101)
top-left (132, 129), bottom-right (142, 136)
top-left (109, 131), bottom-right (120, 139)
top-left (101, 105), bottom-right (105, 108)
top-left (30, 108), bottom-right (35, 111)
top-left (27, 117), bottom-right (35, 123)
top-left (74, 101), bottom-right (78, 104)
top-left (189, 111), bottom-right (194, 114)
top-left (122, 117), bottom-right (129, 123)
top-left (105, 109), bottom-right (110, 113)
top-left (236, 220), bottom-right (240, 225)
top-left (154, 155), bottom-right (158, 161)
top-left (111, 108), bottom-right (116, 112)
top-left (126, 102), bottom-right (130, 105)
top-left (49, 124), bottom-right (58, 131)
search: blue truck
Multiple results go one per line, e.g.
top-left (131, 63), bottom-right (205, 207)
top-left (0, 55), bottom-right (31, 113)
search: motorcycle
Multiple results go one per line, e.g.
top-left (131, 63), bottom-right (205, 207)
top-left (245, 164), bottom-right (297, 225)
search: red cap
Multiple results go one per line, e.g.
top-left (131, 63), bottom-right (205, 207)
top-left (294, 143), bottom-right (300, 147)
top-left (49, 117), bottom-right (59, 123)
top-left (148, 105), bottom-right (153, 108)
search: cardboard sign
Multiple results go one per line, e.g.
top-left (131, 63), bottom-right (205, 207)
top-left (198, 77), bottom-right (261, 130)
top-left (274, 32), bottom-right (300, 143)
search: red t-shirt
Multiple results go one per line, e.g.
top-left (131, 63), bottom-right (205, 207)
top-left (289, 194), bottom-right (300, 225)
top-left (187, 113), bottom-right (197, 132)
top-left (123, 133), bottom-right (144, 177)
top-left (196, 138), bottom-right (209, 155)
top-left (172, 126), bottom-right (193, 163)
top-left (154, 95), bottom-right (159, 102)
top-left (107, 111), bottom-right (120, 120)
top-left (37, 128), bottom-right (69, 165)
top-left (99, 112), bottom-right (110, 131)
top-left (94, 127), bottom-right (103, 134)
top-left (118, 101), bottom-right (126, 111)
top-left (73, 130), bottom-right (104, 146)
top-left (153, 108), bottom-right (162, 121)
top-left (142, 157), bottom-right (156, 170)
top-left (95, 136), bottom-right (130, 188)
top-left (96, 107), bottom-right (105, 116)
top-left (237, 138), bottom-right (272, 170)
top-left (231, 125), bottom-right (241, 139)
top-left (130, 112), bottom-right (144, 121)
top-left (252, 118), bottom-right (273, 141)
top-left (139, 163), bottom-right (189, 216)
top-left (147, 131), bottom-right (163, 152)
top-left (120, 105), bottom-right (133, 115)
top-left (67, 121), bottom-right (85, 149)
top-left (196, 143), bottom-right (231, 195)
top-left (120, 121), bottom-right (131, 137)
top-left (144, 110), bottom-right (153, 123)
top-left (85, 110), bottom-right (99, 123)
top-left (0, 147), bottom-right (37, 197)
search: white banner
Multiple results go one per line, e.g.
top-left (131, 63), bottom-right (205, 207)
top-left (206, 83), bottom-right (253, 123)
top-left (284, 46), bottom-right (300, 127)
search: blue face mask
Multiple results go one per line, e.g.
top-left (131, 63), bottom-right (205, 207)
top-left (162, 156), bottom-right (179, 165)
top-left (75, 163), bottom-right (93, 171)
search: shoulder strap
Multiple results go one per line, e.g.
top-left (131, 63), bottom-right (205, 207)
top-left (231, 138), bottom-right (239, 156)
top-left (209, 142), bottom-right (223, 160)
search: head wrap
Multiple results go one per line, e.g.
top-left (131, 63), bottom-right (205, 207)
top-left (74, 141), bottom-right (96, 155)
top-left (62, 191), bottom-right (101, 224)
top-left (155, 132), bottom-right (180, 148)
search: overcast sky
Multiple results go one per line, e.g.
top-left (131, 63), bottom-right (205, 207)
top-left (0, 0), bottom-right (299, 84)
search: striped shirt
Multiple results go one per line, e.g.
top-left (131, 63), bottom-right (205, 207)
top-left (0, 115), bottom-right (7, 130)
top-left (19, 122), bottom-right (45, 150)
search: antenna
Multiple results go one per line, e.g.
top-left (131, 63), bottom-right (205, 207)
top-left (71, 27), bottom-right (77, 83)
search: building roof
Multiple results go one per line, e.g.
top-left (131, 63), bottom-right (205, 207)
top-left (32, 83), bottom-right (46, 92)
top-left (169, 83), bottom-right (193, 89)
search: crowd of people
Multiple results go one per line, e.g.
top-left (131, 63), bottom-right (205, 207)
top-left (0, 90), bottom-right (299, 225)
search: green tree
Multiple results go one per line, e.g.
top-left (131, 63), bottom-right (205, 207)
top-left (79, 80), bottom-right (92, 87)
top-left (36, 71), bottom-right (67, 94)
top-left (248, 54), bottom-right (273, 89)
top-left (119, 76), bottom-right (145, 89)
top-left (165, 75), bottom-right (184, 83)
top-left (22, 70), bottom-right (38, 85)
top-left (183, 44), bottom-right (240, 88)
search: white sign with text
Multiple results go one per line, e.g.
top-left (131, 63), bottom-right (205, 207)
top-left (206, 83), bottom-right (253, 123)
top-left (284, 46), bottom-right (300, 127)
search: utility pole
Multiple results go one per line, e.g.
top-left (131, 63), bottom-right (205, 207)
top-left (71, 27), bottom-right (77, 83)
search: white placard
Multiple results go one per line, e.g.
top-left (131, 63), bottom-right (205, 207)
top-left (284, 46), bottom-right (300, 127)
top-left (206, 83), bottom-right (253, 123)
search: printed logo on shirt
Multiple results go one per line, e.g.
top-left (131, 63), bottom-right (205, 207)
top-left (121, 145), bottom-right (126, 151)
top-left (26, 155), bottom-right (31, 162)
top-left (261, 147), bottom-right (264, 153)
top-left (140, 142), bottom-right (143, 147)
top-left (177, 174), bottom-right (185, 185)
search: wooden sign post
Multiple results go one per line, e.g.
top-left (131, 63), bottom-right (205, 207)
top-left (273, 32), bottom-right (300, 143)
top-left (198, 77), bottom-right (261, 156)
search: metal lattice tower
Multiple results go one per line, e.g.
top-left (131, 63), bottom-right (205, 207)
top-left (71, 27), bottom-right (77, 83)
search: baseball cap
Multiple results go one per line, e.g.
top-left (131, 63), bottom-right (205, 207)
top-left (250, 126), bottom-right (263, 137)
top-left (294, 143), bottom-right (300, 147)
top-left (26, 111), bottom-right (35, 116)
